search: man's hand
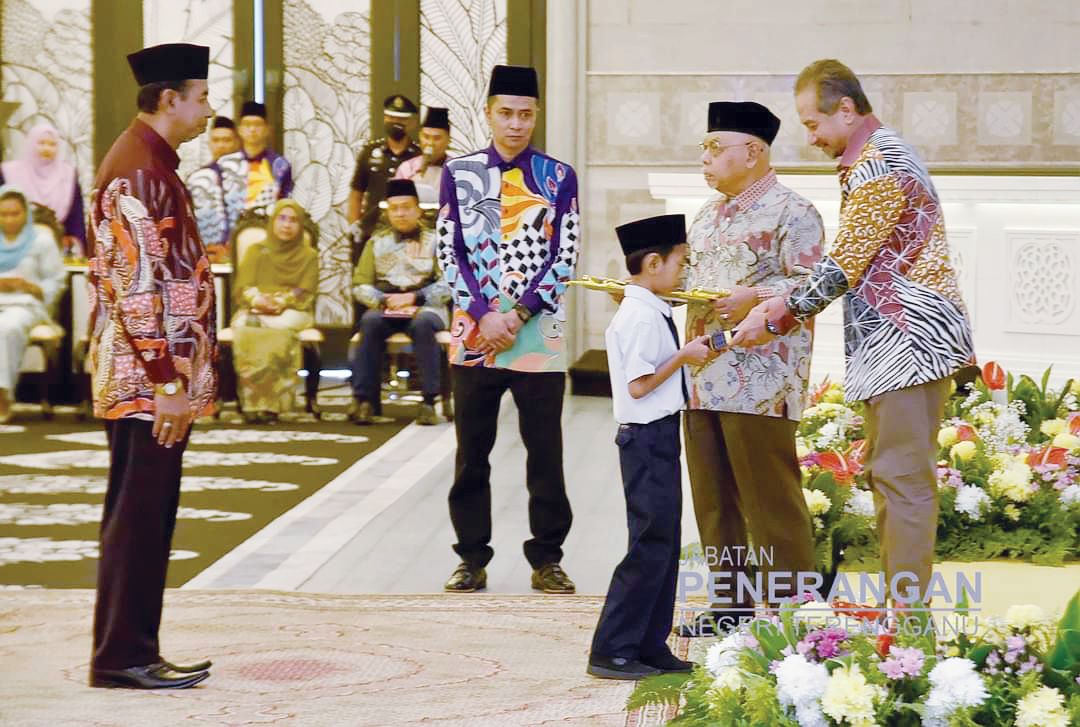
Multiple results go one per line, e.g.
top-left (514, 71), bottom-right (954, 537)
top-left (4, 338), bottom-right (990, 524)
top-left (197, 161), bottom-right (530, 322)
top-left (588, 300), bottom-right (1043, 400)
top-left (730, 296), bottom-right (790, 348)
top-left (153, 388), bottom-right (193, 448)
top-left (476, 311), bottom-right (519, 354)
top-left (712, 285), bottom-right (758, 326)
top-left (680, 335), bottom-right (713, 366)
top-left (385, 292), bottom-right (417, 310)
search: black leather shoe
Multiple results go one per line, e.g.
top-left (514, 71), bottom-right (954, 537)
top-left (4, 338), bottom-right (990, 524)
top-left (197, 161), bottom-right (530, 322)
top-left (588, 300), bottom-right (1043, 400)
top-left (444, 562), bottom-right (486, 592)
top-left (347, 400), bottom-right (374, 425)
top-left (531, 563), bottom-right (576, 593)
top-left (89, 663), bottom-right (210, 689)
top-left (641, 650), bottom-right (694, 673)
top-left (415, 403), bottom-right (438, 426)
top-left (673, 609), bottom-right (756, 638)
top-left (587, 655), bottom-right (661, 680)
top-left (163, 658), bottom-right (213, 673)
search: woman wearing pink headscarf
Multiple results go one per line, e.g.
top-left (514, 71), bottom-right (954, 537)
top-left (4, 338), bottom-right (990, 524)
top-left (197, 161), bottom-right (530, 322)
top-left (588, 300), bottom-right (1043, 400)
top-left (0, 123), bottom-right (85, 256)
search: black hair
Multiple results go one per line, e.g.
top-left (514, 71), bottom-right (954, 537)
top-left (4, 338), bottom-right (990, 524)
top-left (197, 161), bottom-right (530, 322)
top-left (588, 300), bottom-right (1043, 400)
top-left (625, 243), bottom-right (681, 275)
top-left (0, 189), bottom-right (28, 210)
top-left (136, 80), bottom-right (191, 114)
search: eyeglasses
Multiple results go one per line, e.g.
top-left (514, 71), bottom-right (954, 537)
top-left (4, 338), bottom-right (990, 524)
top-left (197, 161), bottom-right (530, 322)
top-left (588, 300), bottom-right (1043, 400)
top-left (698, 139), bottom-right (751, 156)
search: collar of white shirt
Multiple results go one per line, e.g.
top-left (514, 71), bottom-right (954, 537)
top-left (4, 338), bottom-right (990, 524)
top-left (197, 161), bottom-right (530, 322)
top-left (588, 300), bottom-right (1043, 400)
top-left (623, 283), bottom-right (673, 318)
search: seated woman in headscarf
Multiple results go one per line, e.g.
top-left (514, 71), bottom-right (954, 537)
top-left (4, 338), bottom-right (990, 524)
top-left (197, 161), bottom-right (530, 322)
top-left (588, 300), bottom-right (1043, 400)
top-left (0, 124), bottom-right (85, 258)
top-left (0, 186), bottom-right (66, 422)
top-left (231, 199), bottom-right (318, 423)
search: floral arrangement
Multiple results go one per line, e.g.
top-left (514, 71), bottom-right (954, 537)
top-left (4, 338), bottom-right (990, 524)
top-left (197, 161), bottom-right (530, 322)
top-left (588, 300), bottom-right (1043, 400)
top-left (628, 591), bottom-right (1080, 726)
top-left (793, 364), bottom-right (1080, 568)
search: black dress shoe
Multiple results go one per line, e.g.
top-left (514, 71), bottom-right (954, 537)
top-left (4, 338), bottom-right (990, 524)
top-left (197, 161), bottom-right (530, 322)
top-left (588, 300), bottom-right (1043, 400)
top-left (531, 563), bottom-right (576, 593)
top-left (89, 663), bottom-right (210, 689)
top-left (587, 655), bottom-right (661, 680)
top-left (673, 609), bottom-right (756, 638)
top-left (163, 658), bottom-right (213, 673)
top-left (347, 400), bottom-right (374, 425)
top-left (641, 650), bottom-right (694, 673)
top-left (444, 562), bottom-right (486, 592)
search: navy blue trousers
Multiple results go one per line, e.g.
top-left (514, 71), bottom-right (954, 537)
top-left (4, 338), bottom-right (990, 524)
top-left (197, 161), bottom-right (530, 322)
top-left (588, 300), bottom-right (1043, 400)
top-left (591, 413), bottom-right (682, 659)
top-left (350, 309), bottom-right (444, 408)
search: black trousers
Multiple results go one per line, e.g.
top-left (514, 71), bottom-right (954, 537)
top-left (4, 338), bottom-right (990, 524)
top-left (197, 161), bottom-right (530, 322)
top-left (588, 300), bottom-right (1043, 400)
top-left (91, 418), bottom-right (188, 670)
top-left (447, 365), bottom-right (571, 569)
top-left (350, 309), bottom-right (444, 408)
top-left (591, 414), bottom-right (682, 660)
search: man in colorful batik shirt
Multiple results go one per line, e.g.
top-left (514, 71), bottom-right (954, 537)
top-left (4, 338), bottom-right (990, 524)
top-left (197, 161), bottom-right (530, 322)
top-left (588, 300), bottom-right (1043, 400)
top-left (186, 115), bottom-right (240, 261)
top-left (734, 59), bottom-right (976, 607)
top-left (191, 101), bottom-right (294, 257)
top-left (437, 64), bottom-right (580, 595)
top-left (87, 42), bottom-right (217, 690)
top-left (679, 101), bottom-right (822, 637)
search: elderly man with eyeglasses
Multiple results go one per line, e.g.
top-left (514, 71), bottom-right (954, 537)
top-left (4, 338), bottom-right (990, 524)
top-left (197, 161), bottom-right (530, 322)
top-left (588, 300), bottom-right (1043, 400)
top-left (677, 101), bottom-right (824, 637)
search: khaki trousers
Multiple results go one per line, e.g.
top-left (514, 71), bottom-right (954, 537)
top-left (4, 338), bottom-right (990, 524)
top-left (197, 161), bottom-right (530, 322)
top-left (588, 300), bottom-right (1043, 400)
top-left (685, 410), bottom-right (815, 607)
top-left (862, 377), bottom-right (951, 604)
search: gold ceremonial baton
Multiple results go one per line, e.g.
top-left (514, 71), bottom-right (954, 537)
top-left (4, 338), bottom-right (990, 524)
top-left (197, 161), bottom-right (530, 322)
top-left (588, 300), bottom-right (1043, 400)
top-left (568, 274), bottom-right (731, 303)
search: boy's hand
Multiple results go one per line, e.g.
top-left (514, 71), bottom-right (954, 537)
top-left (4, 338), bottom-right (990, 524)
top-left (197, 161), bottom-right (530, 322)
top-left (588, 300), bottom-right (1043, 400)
top-left (680, 335), bottom-right (712, 366)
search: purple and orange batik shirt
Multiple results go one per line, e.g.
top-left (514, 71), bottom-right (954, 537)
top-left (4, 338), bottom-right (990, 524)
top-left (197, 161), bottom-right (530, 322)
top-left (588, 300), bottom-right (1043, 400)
top-left (87, 120), bottom-right (218, 420)
top-left (436, 144), bottom-right (580, 372)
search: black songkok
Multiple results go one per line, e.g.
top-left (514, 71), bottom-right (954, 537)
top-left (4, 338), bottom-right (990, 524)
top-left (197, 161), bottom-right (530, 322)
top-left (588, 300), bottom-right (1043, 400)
top-left (384, 94), bottom-right (419, 118)
top-left (127, 43), bottom-right (209, 86)
top-left (240, 101), bottom-right (267, 119)
top-left (421, 107), bottom-right (450, 131)
top-left (615, 214), bottom-right (686, 256)
top-left (707, 101), bottom-right (781, 145)
top-left (385, 178), bottom-right (419, 200)
top-left (212, 116), bottom-right (236, 130)
top-left (487, 65), bottom-right (540, 99)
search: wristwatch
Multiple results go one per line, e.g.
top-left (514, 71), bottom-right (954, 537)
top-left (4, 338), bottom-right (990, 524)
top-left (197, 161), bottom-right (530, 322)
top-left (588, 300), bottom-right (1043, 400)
top-left (765, 320), bottom-right (780, 336)
top-left (513, 304), bottom-right (532, 323)
top-left (155, 379), bottom-right (183, 396)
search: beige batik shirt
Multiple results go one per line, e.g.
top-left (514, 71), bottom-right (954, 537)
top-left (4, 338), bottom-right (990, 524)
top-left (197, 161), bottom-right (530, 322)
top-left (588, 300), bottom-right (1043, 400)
top-left (685, 171), bottom-right (824, 421)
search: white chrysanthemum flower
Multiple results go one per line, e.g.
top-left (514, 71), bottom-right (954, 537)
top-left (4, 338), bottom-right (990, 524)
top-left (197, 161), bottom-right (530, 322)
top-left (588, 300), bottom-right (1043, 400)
top-left (803, 489), bottom-right (832, 516)
top-left (922, 657), bottom-right (989, 727)
top-left (704, 630), bottom-right (744, 677)
top-left (774, 654), bottom-right (829, 727)
top-left (843, 488), bottom-right (876, 518)
top-left (954, 484), bottom-right (990, 520)
top-left (1005, 604), bottom-right (1045, 630)
top-left (1015, 685), bottom-right (1069, 727)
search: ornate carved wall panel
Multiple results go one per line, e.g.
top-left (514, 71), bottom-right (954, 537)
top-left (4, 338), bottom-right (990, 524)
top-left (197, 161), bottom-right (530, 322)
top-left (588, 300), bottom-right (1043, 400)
top-left (282, 0), bottom-right (371, 326)
top-left (143, 0), bottom-right (235, 182)
top-left (419, 0), bottom-right (506, 154)
top-left (1, 0), bottom-right (93, 199)
top-left (1007, 231), bottom-right (1079, 335)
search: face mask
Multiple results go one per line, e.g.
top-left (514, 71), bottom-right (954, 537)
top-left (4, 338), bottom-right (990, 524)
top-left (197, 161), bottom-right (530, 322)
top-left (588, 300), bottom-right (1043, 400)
top-left (386, 122), bottom-right (406, 141)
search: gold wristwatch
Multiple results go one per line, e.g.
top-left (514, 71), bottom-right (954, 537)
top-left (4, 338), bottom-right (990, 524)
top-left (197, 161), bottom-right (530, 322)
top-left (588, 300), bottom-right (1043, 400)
top-left (155, 379), bottom-right (183, 396)
top-left (513, 304), bottom-right (532, 323)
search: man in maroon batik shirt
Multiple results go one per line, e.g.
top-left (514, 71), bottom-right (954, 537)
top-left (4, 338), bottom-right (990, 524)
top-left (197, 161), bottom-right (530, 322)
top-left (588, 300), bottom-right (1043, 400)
top-left (87, 42), bottom-right (217, 690)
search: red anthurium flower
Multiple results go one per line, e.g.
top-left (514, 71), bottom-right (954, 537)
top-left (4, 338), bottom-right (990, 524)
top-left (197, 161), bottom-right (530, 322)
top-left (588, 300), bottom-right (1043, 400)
top-left (1027, 446), bottom-right (1069, 468)
top-left (816, 451), bottom-right (859, 484)
top-left (810, 376), bottom-right (832, 405)
top-left (833, 600), bottom-right (885, 622)
top-left (955, 423), bottom-right (978, 441)
top-left (876, 632), bottom-right (895, 658)
top-left (1068, 412), bottom-right (1080, 436)
top-left (981, 361), bottom-right (1005, 390)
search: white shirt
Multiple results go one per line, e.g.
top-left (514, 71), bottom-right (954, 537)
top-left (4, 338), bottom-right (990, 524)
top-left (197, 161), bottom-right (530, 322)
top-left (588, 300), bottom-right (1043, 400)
top-left (606, 284), bottom-right (687, 424)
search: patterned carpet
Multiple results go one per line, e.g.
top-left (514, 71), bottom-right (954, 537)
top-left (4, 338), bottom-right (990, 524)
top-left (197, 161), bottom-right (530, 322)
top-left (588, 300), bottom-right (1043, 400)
top-left (0, 404), bottom-right (412, 588)
top-left (0, 590), bottom-right (674, 727)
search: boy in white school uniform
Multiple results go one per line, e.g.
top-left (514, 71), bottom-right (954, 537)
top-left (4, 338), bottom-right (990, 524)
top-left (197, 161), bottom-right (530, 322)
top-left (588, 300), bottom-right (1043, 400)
top-left (587, 214), bottom-right (712, 680)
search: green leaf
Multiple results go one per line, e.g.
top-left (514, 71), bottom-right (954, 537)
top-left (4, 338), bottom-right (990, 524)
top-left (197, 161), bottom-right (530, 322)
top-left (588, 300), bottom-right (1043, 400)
top-left (1046, 590), bottom-right (1080, 671)
top-left (751, 619), bottom-right (790, 662)
top-left (625, 672), bottom-right (692, 710)
top-left (967, 644), bottom-right (993, 668)
top-left (1040, 365), bottom-right (1052, 399)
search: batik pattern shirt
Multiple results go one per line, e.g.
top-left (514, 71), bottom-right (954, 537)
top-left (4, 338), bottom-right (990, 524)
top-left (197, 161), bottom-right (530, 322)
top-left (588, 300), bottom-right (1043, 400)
top-left (685, 172), bottom-right (824, 420)
top-left (436, 145), bottom-right (580, 372)
top-left (352, 227), bottom-right (450, 327)
top-left (188, 148), bottom-right (293, 247)
top-left (782, 117), bottom-right (975, 402)
top-left (88, 120), bottom-right (217, 420)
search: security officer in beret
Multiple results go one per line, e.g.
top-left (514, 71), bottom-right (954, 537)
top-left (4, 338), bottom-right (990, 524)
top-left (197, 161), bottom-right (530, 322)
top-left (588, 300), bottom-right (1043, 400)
top-left (348, 94), bottom-right (421, 261)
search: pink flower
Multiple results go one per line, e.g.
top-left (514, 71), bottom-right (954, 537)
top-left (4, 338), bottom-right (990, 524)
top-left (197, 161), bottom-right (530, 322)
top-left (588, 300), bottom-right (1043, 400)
top-left (878, 646), bottom-right (926, 680)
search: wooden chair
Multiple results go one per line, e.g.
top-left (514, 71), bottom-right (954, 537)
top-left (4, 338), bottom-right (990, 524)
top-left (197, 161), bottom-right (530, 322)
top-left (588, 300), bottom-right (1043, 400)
top-left (216, 208), bottom-right (324, 418)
